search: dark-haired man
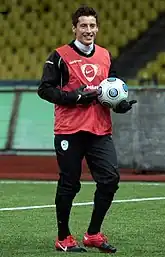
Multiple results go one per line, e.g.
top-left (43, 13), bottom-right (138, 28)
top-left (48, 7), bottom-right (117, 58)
top-left (38, 5), bottom-right (136, 253)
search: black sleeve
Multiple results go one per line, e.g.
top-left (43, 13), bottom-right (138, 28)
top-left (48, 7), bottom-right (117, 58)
top-left (37, 51), bottom-right (77, 105)
top-left (108, 52), bottom-right (118, 78)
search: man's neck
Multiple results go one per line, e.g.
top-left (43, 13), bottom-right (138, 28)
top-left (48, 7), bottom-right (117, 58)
top-left (74, 39), bottom-right (94, 55)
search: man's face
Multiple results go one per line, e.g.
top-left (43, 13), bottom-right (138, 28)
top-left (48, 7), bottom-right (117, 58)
top-left (72, 16), bottom-right (98, 46)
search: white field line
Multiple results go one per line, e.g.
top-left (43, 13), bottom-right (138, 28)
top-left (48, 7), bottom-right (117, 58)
top-left (0, 180), bottom-right (95, 185)
top-left (140, 183), bottom-right (165, 186)
top-left (0, 180), bottom-right (165, 186)
top-left (1, 197), bottom-right (165, 212)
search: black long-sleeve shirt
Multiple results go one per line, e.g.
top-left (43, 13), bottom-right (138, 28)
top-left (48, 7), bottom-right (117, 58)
top-left (38, 41), bottom-right (118, 105)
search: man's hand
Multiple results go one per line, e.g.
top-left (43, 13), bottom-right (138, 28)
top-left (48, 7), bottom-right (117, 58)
top-left (113, 100), bottom-right (137, 113)
top-left (59, 85), bottom-right (98, 106)
top-left (75, 85), bottom-right (98, 105)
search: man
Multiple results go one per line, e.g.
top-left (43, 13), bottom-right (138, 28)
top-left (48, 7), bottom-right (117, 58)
top-left (38, 5), bottom-right (136, 253)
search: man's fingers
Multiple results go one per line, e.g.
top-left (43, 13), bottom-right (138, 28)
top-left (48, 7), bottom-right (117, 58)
top-left (85, 90), bottom-right (98, 96)
top-left (79, 85), bottom-right (87, 91)
top-left (129, 100), bottom-right (137, 105)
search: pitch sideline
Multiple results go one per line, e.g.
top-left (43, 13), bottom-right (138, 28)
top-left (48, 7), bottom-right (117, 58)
top-left (1, 197), bottom-right (165, 212)
top-left (0, 180), bottom-right (165, 186)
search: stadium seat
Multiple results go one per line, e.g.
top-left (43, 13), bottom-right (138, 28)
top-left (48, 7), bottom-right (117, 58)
top-left (152, 0), bottom-right (165, 12)
top-left (157, 52), bottom-right (165, 64)
top-left (157, 71), bottom-right (165, 85)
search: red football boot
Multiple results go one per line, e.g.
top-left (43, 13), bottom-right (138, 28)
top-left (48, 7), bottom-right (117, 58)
top-left (55, 235), bottom-right (87, 252)
top-left (83, 232), bottom-right (117, 253)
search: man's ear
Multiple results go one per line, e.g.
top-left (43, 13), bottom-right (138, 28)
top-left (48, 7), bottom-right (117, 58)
top-left (72, 25), bottom-right (76, 34)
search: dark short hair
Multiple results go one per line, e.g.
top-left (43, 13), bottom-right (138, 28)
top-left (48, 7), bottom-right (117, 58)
top-left (72, 5), bottom-right (98, 27)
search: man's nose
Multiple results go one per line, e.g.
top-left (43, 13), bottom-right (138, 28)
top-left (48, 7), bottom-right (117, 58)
top-left (86, 25), bottom-right (92, 32)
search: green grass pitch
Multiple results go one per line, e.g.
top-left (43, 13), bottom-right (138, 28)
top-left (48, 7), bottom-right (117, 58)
top-left (0, 181), bottom-right (165, 257)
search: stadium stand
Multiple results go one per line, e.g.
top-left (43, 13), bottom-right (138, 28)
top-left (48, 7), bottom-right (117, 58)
top-left (137, 52), bottom-right (165, 85)
top-left (0, 0), bottom-right (164, 81)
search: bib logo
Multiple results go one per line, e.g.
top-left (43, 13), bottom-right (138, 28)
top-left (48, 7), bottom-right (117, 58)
top-left (81, 64), bottom-right (98, 82)
top-left (61, 140), bottom-right (69, 151)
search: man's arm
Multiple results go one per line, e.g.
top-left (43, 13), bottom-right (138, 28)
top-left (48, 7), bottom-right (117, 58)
top-left (38, 51), bottom-right (72, 104)
top-left (38, 51), bottom-right (98, 106)
top-left (108, 52), bottom-right (118, 78)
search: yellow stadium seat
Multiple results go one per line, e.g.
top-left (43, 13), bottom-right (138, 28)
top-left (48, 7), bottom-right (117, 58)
top-left (127, 79), bottom-right (139, 86)
top-left (153, 0), bottom-right (165, 11)
top-left (143, 8), bottom-right (158, 21)
top-left (0, 15), bottom-right (4, 31)
top-left (0, 18), bottom-right (10, 35)
top-left (35, 48), bottom-right (48, 63)
top-left (116, 34), bottom-right (128, 47)
top-left (129, 9), bottom-right (141, 21)
top-left (23, 0), bottom-right (38, 9)
top-left (109, 45), bottom-right (119, 58)
top-left (138, 50), bottom-right (165, 84)
top-left (126, 27), bottom-right (139, 40)
top-left (136, 1), bottom-right (149, 11)
top-left (119, 19), bottom-right (131, 32)
top-left (137, 69), bottom-right (151, 80)
top-left (157, 71), bottom-right (165, 84)
top-left (0, 37), bottom-right (5, 48)
top-left (5, 30), bottom-right (23, 48)
top-left (138, 19), bottom-right (148, 32)
top-left (23, 12), bottom-right (39, 25)
top-left (14, 21), bottom-right (27, 34)
top-left (119, 1), bottom-right (132, 12)
top-left (157, 52), bottom-right (165, 64)
top-left (149, 63), bottom-right (160, 74)
top-left (1, 47), bottom-right (12, 62)
top-left (159, 0), bottom-right (165, 11)
top-left (23, 29), bottom-right (41, 48)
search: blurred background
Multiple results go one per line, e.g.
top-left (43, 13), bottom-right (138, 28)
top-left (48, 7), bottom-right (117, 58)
top-left (0, 0), bottom-right (165, 182)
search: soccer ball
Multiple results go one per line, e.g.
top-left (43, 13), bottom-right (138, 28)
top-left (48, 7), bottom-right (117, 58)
top-left (97, 77), bottom-right (128, 108)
